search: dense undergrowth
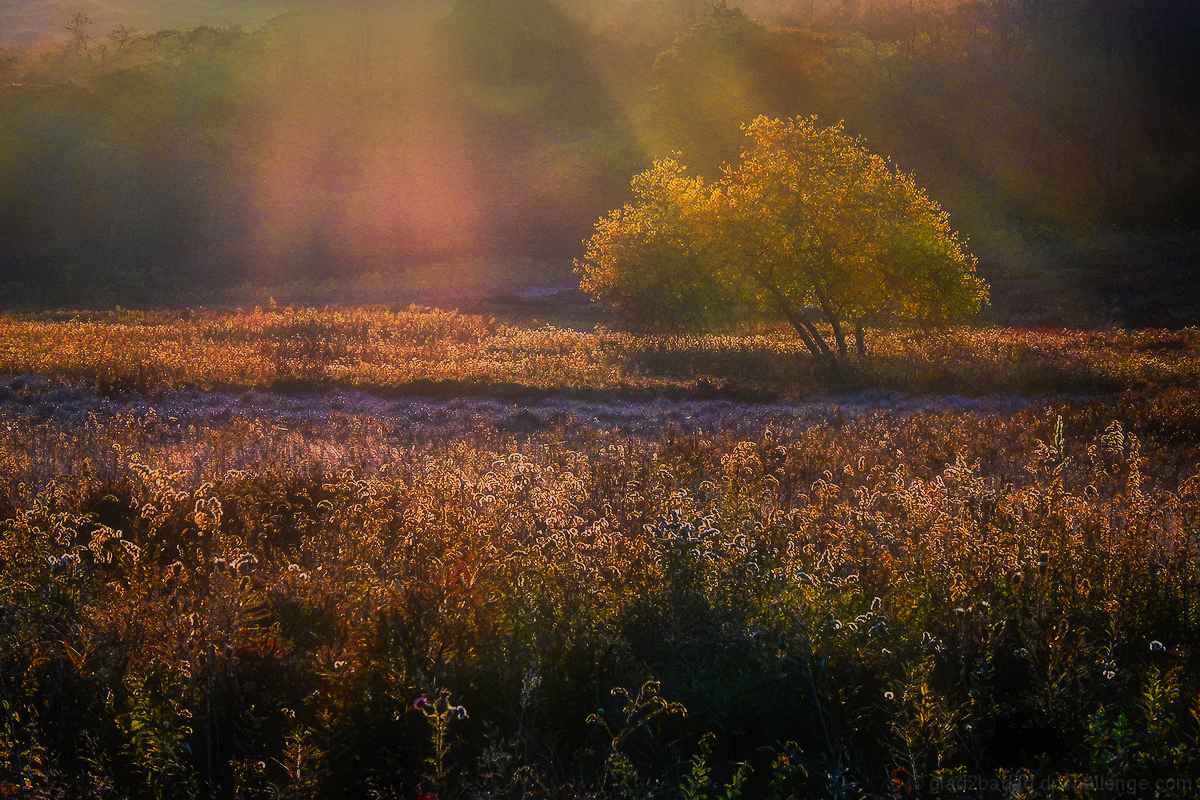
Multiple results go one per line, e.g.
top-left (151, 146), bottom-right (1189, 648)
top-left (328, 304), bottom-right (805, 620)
top-left (2, 310), bottom-right (1200, 798)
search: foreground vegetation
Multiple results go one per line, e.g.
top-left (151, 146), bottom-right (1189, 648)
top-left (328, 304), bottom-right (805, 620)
top-left (2, 310), bottom-right (1200, 798)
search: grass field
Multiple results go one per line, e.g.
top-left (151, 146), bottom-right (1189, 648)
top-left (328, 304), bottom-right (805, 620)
top-left (3, 306), bottom-right (1200, 396)
top-left (1, 308), bottom-right (1199, 799)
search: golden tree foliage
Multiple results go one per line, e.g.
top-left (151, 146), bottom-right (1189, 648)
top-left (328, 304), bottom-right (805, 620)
top-left (577, 116), bottom-right (989, 362)
top-left (576, 158), bottom-right (741, 332)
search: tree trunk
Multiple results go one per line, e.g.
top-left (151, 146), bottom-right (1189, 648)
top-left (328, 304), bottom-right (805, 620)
top-left (808, 278), bottom-right (846, 358)
top-left (757, 277), bottom-right (836, 365)
top-left (855, 318), bottom-right (867, 359)
top-left (799, 318), bottom-right (835, 360)
top-left (831, 315), bottom-right (847, 359)
top-left (784, 304), bottom-right (832, 361)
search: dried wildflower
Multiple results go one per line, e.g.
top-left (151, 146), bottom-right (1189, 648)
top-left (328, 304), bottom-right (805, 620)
top-left (230, 553), bottom-right (259, 572)
top-left (51, 553), bottom-right (82, 570)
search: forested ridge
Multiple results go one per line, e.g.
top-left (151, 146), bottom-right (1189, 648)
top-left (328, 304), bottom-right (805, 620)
top-left (1, 0), bottom-right (1198, 318)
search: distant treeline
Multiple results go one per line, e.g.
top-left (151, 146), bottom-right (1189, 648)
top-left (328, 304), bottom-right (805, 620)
top-left (1, 0), bottom-right (1197, 307)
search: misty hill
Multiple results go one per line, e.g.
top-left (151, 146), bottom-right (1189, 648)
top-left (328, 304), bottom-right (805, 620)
top-left (2, 1), bottom-right (285, 47)
top-left (1, 0), bottom-right (1198, 325)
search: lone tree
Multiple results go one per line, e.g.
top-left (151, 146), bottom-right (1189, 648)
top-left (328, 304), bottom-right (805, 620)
top-left (576, 116), bottom-right (988, 365)
top-left (65, 12), bottom-right (94, 55)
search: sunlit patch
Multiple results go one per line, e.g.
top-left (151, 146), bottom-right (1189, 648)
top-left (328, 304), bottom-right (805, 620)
top-left (339, 123), bottom-right (484, 258)
top-left (246, 121), bottom-right (328, 272)
top-left (244, 103), bottom-right (485, 277)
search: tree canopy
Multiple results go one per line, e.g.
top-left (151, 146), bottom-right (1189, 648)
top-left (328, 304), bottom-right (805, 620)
top-left (577, 116), bottom-right (989, 363)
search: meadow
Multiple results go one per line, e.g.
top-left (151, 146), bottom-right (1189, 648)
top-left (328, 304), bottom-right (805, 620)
top-left (3, 306), bottom-right (1200, 397)
top-left (1, 308), bottom-right (1199, 799)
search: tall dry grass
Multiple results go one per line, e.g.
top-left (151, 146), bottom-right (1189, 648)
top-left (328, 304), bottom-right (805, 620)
top-left (1, 387), bottom-right (1198, 798)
